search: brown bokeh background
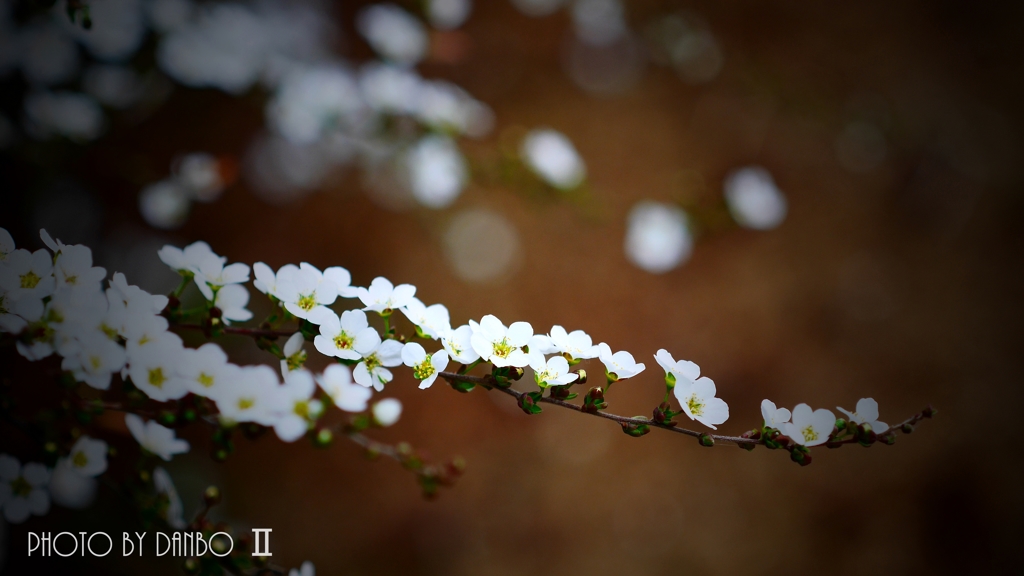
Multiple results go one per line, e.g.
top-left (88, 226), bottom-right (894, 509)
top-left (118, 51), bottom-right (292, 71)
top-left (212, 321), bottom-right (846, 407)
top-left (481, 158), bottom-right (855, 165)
top-left (2, 0), bottom-right (1023, 574)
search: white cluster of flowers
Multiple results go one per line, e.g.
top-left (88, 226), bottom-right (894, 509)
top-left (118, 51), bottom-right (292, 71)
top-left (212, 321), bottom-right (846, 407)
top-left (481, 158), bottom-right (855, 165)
top-left (0, 434), bottom-right (108, 523)
top-left (760, 397), bottom-right (888, 447)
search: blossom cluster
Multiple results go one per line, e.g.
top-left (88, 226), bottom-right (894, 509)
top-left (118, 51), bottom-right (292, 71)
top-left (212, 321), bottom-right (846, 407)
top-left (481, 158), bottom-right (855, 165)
top-left (0, 226), bottom-right (901, 528)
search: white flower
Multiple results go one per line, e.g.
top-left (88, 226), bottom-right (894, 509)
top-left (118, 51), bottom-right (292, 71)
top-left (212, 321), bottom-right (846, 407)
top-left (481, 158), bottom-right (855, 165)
top-left (837, 398), bottom-right (888, 433)
top-left (125, 414), bottom-right (190, 461)
top-left (0, 292), bottom-right (44, 334)
top-left (672, 375), bottom-right (729, 430)
top-left (152, 467), bottom-right (185, 529)
top-left (139, 179), bottom-right (191, 230)
top-left (597, 342), bottom-right (645, 379)
top-left (783, 404), bottom-right (836, 447)
top-left (280, 332), bottom-right (307, 377)
top-left (402, 342), bottom-right (449, 389)
top-left (274, 369), bottom-right (323, 443)
top-left (520, 128), bottom-right (586, 190)
top-left (175, 152), bottom-right (226, 201)
top-left (357, 277), bottom-right (417, 314)
top-left (311, 308), bottom-right (380, 361)
top-left (0, 455), bottom-right (50, 524)
top-left (356, 4), bottom-right (428, 67)
top-left (353, 339), bottom-right (405, 391)
top-left (761, 399), bottom-right (792, 429)
top-left (48, 458), bottom-right (97, 510)
top-left (252, 262), bottom-right (299, 300)
top-left (122, 312), bottom-right (174, 354)
top-left (469, 315), bottom-right (533, 368)
top-left (158, 241), bottom-right (221, 275)
top-left (323, 266), bottom-right (361, 299)
top-left (407, 134), bottom-right (468, 209)
top-left (0, 227), bottom-right (14, 262)
top-left (275, 263), bottom-right (339, 320)
top-left (192, 253), bottom-right (250, 301)
top-left (267, 65), bottom-right (363, 144)
top-left (62, 335), bottom-right (126, 390)
top-left (427, 0), bottom-right (472, 30)
top-left (66, 436), bottom-right (108, 477)
top-left (624, 201), bottom-right (692, 273)
top-left (177, 342), bottom-right (231, 399)
top-left (106, 272), bottom-right (169, 321)
top-left (316, 364), bottom-right (372, 412)
top-left (529, 354), bottom-right (578, 388)
top-left (654, 349), bottom-right (699, 387)
top-left (215, 365), bottom-right (283, 425)
top-left (127, 335), bottom-right (190, 401)
top-left (372, 398), bottom-right (402, 427)
top-left (214, 284), bottom-right (253, 323)
top-left (289, 561), bottom-right (315, 576)
top-left (0, 248), bottom-right (56, 301)
top-left (399, 298), bottom-right (451, 339)
top-left (51, 244), bottom-right (106, 291)
top-left (359, 62), bottom-right (422, 114)
top-left (546, 325), bottom-right (599, 360)
top-left (723, 166), bottom-right (787, 230)
top-left (440, 324), bottom-right (480, 364)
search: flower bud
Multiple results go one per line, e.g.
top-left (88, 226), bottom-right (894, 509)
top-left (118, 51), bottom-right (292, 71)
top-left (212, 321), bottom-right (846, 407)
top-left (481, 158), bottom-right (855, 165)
top-left (574, 369), bottom-right (587, 385)
top-left (209, 307), bottom-right (222, 319)
top-left (698, 433), bottom-right (714, 447)
top-left (923, 405), bottom-right (938, 418)
top-left (653, 406), bottom-right (666, 424)
top-left (878, 433), bottom-right (896, 446)
top-left (857, 423), bottom-right (876, 446)
top-left (835, 418), bottom-right (847, 431)
top-left (664, 372), bottom-right (676, 389)
top-left (510, 367), bottom-right (525, 381)
top-left (203, 485), bottom-right (221, 506)
top-left (790, 450), bottom-right (812, 466)
top-left (314, 428), bottom-right (333, 447)
top-left (901, 423), bottom-right (915, 434)
top-left (620, 421), bottom-right (650, 437)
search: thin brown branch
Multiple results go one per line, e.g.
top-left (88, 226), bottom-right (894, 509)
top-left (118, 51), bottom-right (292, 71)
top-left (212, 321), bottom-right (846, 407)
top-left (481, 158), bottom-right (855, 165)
top-left (437, 371), bottom-right (932, 447)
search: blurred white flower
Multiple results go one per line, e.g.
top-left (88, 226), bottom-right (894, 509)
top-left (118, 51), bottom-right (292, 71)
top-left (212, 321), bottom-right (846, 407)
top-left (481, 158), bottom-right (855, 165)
top-left (624, 201), bottom-right (692, 273)
top-left (52, 244), bottom-right (106, 291)
top-left (274, 369), bottom-right (323, 443)
top-left (82, 64), bottom-right (144, 109)
top-left (139, 180), bottom-right (190, 230)
top-left (837, 398), bottom-right (888, 433)
top-left (17, 20), bottom-right (80, 86)
top-left (316, 364), bottom-right (372, 412)
top-left (407, 134), bottom-right (468, 209)
top-left (401, 342), bottom-right (449, 389)
top-left (356, 4), bottom-right (428, 67)
top-left (723, 166), bottom-right (788, 230)
top-left (289, 560), bottom-right (315, 576)
top-left (66, 436), bottom-right (108, 477)
top-left (520, 128), bottom-right (586, 190)
top-left (427, 0), bottom-right (472, 30)
top-left (158, 240), bottom-right (220, 275)
top-left (127, 335), bottom-right (190, 401)
top-left (178, 342), bottom-right (231, 399)
top-left (761, 399), bottom-right (791, 429)
top-left (545, 325), bottom-right (599, 360)
top-left (147, 0), bottom-right (195, 33)
top-left (359, 62), bottom-right (421, 115)
top-left (48, 458), bottom-right (97, 509)
top-left (267, 64), bottom-right (363, 145)
top-left (572, 0), bottom-right (627, 46)
top-left (469, 314), bottom-right (532, 368)
top-left (23, 90), bottom-right (104, 141)
top-left (783, 404), bottom-right (836, 447)
top-left (62, 0), bottom-right (147, 61)
top-left (62, 335), bottom-right (126, 390)
top-left (372, 398), bottom-right (402, 427)
top-left (152, 467), bottom-right (185, 529)
top-left (175, 152), bottom-right (227, 202)
top-left (215, 365), bottom-right (282, 425)
top-left (191, 253), bottom-right (250, 301)
top-left (214, 284), bottom-right (253, 324)
top-left (0, 248), bottom-right (55, 301)
top-left (0, 455), bottom-right (50, 524)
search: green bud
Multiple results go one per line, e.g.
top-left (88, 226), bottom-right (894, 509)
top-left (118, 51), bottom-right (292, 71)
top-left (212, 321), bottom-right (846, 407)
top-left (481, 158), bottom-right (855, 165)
top-left (620, 421), bottom-right (650, 437)
top-left (203, 486), bottom-right (221, 506)
top-left (698, 433), bottom-right (714, 447)
top-left (923, 405), bottom-right (938, 418)
top-left (605, 371), bottom-right (619, 385)
top-left (574, 369), bottom-right (587, 385)
top-left (878, 433), bottom-right (896, 446)
top-left (664, 371), bottom-right (676, 389)
top-left (314, 428), bottom-right (333, 447)
top-left (158, 411), bottom-right (176, 426)
top-left (790, 450), bottom-right (812, 466)
top-left (901, 423), bottom-right (915, 434)
top-left (857, 423), bottom-right (876, 446)
top-left (835, 418), bottom-right (847, 431)
top-left (212, 449), bottom-right (229, 462)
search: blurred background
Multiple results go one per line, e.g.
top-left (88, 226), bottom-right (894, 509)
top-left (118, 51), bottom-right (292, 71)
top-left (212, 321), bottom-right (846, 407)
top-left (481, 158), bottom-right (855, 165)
top-left (1, 0), bottom-right (1023, 574)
